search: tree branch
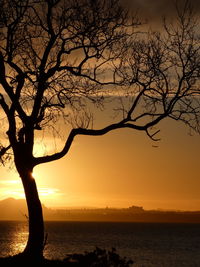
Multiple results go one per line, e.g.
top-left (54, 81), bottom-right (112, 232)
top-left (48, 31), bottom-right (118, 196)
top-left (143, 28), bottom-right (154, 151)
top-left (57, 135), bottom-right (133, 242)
top-left (34, 117), bottom-right (162, 166)
top-left (0, 144), bottom-right (12, 158)
top-left (0, 52), bottom-right (27, 121)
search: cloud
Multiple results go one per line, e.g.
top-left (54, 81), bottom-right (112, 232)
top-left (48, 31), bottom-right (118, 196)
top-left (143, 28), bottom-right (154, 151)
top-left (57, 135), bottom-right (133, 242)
top-left (0, 179), bottom-right (21, 185)
top-left (123, 0), bottom-right (200, 22)
top-left (0, 179), bottom-right (62, 200)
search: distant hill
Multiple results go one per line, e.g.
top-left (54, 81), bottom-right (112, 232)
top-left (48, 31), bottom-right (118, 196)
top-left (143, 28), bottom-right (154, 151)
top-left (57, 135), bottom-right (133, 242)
top-left (1, 198), bottom-right (200, 223)
top-left (0, 198), bottom-right (27, 220)
top-left (0, 198), bottom-right (47, 221)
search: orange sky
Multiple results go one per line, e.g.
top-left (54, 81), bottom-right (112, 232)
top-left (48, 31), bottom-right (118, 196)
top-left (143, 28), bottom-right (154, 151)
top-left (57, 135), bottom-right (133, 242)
top-left (1, 0), bottom-right (200, 211)
top-left (1, 117), bottom-right (200, 211)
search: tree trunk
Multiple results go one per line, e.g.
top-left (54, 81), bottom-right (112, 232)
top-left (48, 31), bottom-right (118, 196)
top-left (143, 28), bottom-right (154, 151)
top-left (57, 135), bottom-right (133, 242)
top-left (20, 170), bottom-right (44, 259)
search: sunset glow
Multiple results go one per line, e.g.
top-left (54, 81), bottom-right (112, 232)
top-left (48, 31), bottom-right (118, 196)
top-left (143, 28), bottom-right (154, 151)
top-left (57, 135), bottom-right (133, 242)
top-left (0, 177), bottom-right (61, 203)
top-left (31, 172), bottom-right (36, 179)
top-left (1, 119), bottom-right (200, 211)
top-left (1, 1), bottom-right (200, 266)
top-left (0, 0), bottom-right (200, 212)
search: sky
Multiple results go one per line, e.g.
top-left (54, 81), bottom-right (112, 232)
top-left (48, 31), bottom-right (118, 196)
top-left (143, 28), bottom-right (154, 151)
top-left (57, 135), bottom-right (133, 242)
top-left (1, 0), bottom-right (200, 211)
top-left (1, 118), bottom-right (200, 210)
top-left (125, 0), bottom-right (200, 17)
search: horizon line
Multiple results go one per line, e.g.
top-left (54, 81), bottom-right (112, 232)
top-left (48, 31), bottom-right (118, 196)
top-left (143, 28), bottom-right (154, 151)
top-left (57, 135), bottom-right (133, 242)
top-left (1, 197), bottom-right (200, 213)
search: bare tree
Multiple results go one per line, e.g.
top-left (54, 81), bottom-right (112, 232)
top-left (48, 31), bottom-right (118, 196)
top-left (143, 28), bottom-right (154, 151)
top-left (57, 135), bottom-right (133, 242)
top-left (115, 0), bottom-right (200, 136)
top-left (0, 0), bottom-right (199, 260)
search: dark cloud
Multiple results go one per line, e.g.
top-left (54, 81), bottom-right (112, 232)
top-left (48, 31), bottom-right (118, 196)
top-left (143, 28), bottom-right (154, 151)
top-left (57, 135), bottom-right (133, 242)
top-left (122, 0), bottom-right (200, 22)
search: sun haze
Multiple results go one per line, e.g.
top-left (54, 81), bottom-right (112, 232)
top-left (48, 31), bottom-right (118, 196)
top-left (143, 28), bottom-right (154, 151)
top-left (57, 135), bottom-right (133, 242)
top-left (1, 0), bottom-right (200, 212)
top-left (1, 117), bottom-right (200, 211)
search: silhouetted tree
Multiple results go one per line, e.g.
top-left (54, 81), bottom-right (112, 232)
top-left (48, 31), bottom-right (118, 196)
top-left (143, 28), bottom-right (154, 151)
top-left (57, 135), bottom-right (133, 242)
top-left (0, 0), bottom-right (200, 260)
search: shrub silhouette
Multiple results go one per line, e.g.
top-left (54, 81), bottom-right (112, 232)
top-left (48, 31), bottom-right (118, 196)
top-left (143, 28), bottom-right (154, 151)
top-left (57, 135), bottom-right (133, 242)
top-left (0, 247), bottom-right (133, 266)
top-left (64, 247), bottom-right (134, 267)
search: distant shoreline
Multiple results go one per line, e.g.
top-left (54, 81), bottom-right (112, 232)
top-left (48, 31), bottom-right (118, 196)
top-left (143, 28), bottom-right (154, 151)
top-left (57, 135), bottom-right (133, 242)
top-left (43, 211), bottom-right (200, 223)
top-left (1, 198), bottom-right (200, 223)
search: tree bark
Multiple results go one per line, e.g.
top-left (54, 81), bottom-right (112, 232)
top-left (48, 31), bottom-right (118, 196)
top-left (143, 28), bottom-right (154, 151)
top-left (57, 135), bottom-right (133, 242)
top-left (20, 170), bottom-right (44, 259)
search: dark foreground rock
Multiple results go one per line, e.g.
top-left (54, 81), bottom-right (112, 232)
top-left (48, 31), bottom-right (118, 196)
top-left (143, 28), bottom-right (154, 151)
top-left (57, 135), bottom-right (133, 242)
top-left (0, 247), bottom-right (133, 266)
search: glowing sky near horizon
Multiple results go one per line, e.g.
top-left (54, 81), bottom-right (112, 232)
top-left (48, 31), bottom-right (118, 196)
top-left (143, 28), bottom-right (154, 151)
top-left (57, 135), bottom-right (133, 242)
top-left (1, 118), bottom-right (200, 211)
top-left (1, 0), bottom-right (200, 211)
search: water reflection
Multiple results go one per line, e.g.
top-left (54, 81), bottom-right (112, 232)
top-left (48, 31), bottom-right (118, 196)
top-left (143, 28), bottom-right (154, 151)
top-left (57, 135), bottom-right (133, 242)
top-left (1, 221), bottom-right (200, 267)
top-left (0, 221), bottom-right (28, 257)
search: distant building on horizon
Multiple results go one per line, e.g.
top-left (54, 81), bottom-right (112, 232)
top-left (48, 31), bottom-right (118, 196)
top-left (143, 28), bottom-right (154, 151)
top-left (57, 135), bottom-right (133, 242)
top-left (128, 205), bottom-right (144, 212)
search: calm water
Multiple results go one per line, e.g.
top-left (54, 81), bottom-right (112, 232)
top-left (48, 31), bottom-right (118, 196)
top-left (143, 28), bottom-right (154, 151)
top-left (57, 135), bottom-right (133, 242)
top-left (0, 221), bottom-right (200, 266)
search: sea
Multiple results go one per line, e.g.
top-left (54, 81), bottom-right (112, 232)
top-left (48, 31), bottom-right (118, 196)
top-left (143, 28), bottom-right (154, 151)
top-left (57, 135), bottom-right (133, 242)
top-left (0, 221), bottom-right (200, 267)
